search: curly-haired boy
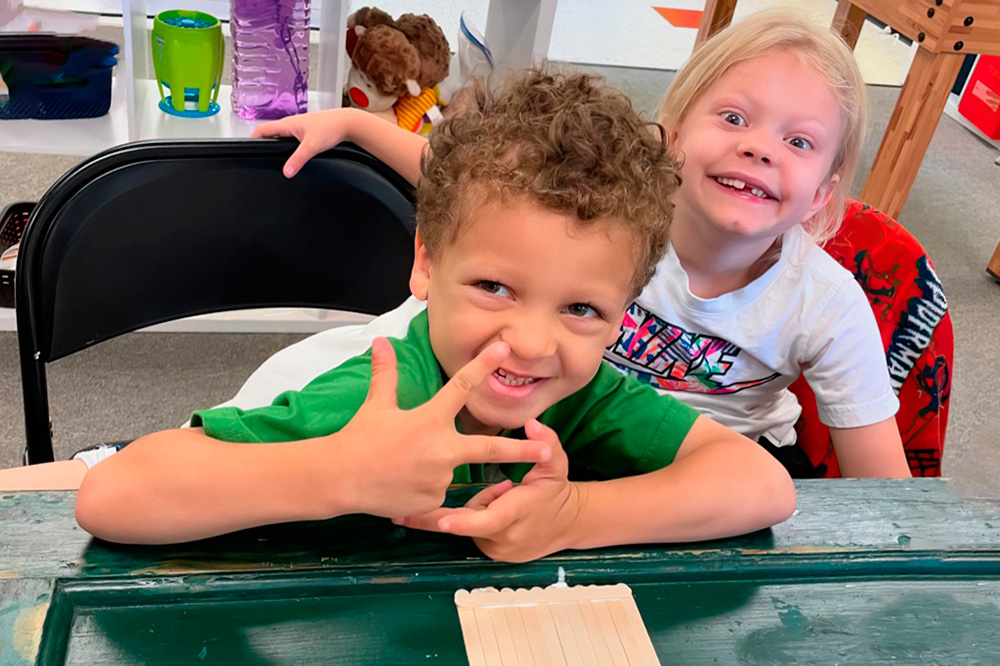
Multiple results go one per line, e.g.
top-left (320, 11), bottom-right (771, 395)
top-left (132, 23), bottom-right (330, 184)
top-left (75, 69), bottom-right (795, 561)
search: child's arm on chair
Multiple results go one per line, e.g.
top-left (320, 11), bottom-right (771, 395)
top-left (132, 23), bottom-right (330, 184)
top-left (251, 107), bottom-right (426, 184)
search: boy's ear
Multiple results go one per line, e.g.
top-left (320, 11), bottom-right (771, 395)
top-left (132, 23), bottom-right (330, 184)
top-left (409, 231), bottom-right (432, 301)
top-left (807, 173), bottom-right (840, 220)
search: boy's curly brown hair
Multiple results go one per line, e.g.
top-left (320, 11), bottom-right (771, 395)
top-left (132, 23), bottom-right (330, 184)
top-left (417, 67), bottom-right (680, 300)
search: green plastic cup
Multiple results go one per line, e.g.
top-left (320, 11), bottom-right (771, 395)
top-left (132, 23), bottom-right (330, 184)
top-left (151, 10), bottom-right (223, 117)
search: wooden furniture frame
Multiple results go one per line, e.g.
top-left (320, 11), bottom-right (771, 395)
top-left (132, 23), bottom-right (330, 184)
top-left (696, 0), bottom-right (1000, 277)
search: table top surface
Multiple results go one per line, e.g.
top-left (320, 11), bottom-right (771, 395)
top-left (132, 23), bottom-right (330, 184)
top-left (3, 479), bottom-right (1000, 665)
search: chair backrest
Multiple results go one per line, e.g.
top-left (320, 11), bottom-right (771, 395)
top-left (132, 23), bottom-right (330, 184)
top-left (16, 139), bottom-right (416, 464)
top-left (790, 200), bottom-right (953, 477)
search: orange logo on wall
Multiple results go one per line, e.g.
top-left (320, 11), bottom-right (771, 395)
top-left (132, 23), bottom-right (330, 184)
top-left (653, 7), bottom-right (703, 29)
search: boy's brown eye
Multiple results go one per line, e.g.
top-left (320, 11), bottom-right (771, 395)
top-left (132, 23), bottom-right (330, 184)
top-left (567, 303), bottom-right (598, 319)
top-left (477, 281), bottom-right (509, 297)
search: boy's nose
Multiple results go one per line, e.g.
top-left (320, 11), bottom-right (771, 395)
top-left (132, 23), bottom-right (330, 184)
top-left (500, 313), bottom-right (558, 361)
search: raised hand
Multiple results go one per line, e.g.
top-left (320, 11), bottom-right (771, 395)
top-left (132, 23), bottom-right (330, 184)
top-left (252, 107), bottom-right (426, 185)
top-left (251, 109), bottom-right (352, 178)
top-left (393, 419), bottom-right (583, 562)
top-left (332, 338), bottom-right (552, 520)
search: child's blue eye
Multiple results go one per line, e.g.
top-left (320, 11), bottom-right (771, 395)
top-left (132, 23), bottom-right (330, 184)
top-left (477, 281), bottom-right (511, 297)
top-left (788, 136), bottom-right (813, 150)
top-left (722, 112), bottom-right (746, 126)
top-left (566, 303), bottom-right (599, 319)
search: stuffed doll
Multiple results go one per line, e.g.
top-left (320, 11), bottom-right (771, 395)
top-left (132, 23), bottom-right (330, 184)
top-left (344, 7), bottom-right (449, 133)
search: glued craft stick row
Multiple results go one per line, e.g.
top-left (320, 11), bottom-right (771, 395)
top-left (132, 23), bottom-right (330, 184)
top-left (455, 584), bottom-right (659, 666)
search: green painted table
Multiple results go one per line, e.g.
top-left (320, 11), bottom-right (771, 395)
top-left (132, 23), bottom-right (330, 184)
top-left (2, 479), bottom-right (1000, 665)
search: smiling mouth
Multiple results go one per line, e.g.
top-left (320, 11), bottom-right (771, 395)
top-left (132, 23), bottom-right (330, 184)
top-left (715, 176), bottom-right (774, 200)
top-left (493, 368), bottom-right (542, 387)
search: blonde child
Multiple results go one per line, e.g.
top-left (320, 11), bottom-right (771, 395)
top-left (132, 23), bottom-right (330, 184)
top-left (69, 68), bottom-right (794, 561)
top-left (246, 9), bottom-right (910, 479)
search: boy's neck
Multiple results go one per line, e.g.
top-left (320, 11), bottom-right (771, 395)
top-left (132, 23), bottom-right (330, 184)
top-left (670, 212), bottom-right (783, 299)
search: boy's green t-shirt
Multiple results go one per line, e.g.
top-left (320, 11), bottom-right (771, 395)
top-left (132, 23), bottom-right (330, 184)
top-left (191, 310), bottom-right (700, 483)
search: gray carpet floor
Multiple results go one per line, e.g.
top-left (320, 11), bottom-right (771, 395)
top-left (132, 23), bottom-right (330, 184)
top-left (1, 59), bottom-right (998, 492)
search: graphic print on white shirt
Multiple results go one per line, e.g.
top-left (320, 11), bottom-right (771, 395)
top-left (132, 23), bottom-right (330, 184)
top-left (606, 302), bottom-right (780, 394)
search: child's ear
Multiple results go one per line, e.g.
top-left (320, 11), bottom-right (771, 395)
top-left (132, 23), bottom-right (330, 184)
top-left (807, 173), bottom-right (840, 220)
top-left (409, 231), bottom-right (432, 301)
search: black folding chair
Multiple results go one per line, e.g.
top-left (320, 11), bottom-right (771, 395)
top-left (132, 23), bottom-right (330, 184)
top-left (15, 139), bottom-right (416, 464)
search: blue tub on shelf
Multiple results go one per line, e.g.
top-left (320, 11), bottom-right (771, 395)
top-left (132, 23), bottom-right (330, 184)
top-left (0, 34), bottom-right (118, 120)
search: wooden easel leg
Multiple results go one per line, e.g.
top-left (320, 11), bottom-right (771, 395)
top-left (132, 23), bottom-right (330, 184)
top-left (859, 49), bottom-right (964, 219)
top-left (694, 0), bottom-right (738, 49)
top-left (832, 0), bottom-right (866, 50)
top-left (988, 240), bottom-right (1000, 282)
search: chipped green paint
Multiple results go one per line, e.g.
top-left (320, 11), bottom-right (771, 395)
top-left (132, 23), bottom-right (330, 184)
top-left (0, 579), bottom-right (53, 666)
top-left (3, 480), bottom-right (1000, 664)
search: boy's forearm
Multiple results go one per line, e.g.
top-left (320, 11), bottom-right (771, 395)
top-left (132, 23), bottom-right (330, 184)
top-left (565, 427), bottom-right (796, 550)
top-left (342, 108), bottom-right (427, 186)
top-left (75, 429), bottom-right (351, 544)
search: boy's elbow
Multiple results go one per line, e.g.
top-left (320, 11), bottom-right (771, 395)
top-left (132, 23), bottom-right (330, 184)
top-left (75, 462), bottom-right (122, 540)
top-left (75, 458), bottom-right (148, 543)
top-left (760, 454), bottom-right (797, 525)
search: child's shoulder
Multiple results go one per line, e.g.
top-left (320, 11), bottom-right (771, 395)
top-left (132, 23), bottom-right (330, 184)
top-left (773, 227), bottom-right (872, 321)
top-left (783, 226), bottom-right (855, 289)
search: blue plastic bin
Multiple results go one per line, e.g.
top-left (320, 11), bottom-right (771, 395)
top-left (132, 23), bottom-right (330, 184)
top-left (0, 34), bottom-right (118, 120)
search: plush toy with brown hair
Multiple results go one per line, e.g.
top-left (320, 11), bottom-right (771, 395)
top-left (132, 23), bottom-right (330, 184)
top-left (344, 7), bottom-right (449, 133)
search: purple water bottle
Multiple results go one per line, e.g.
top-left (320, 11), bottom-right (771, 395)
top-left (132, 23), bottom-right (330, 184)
top-left (230, 0), bottom-right (310, 120)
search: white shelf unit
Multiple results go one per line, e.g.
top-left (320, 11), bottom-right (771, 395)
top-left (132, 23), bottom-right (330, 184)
top-left (123, 0), bottom-right (348, 143)
top-left (1, 0), bottom-right (557, 154)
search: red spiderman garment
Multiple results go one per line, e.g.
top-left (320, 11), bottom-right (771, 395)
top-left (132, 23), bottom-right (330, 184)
top-left (791, 201), bottom-right (953, 477)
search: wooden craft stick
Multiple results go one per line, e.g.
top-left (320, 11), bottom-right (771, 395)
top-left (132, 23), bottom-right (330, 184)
top-left (533, 599), bottom-right (570, 666)
top-left (489, 603), bottom-right (519, 666)
top-left (593, 600), bottom-right (631, 666)
top-left (457, 604), bottom-right (487, 666)
top-left (579, 598), bottom-right (616, 665)
top-left (455, 581), bottom-right (659, 665)
top-left (609, 598), bottom-right (660, 665)
top-left (504, 606), bottom-right (536, 666)
top-left (473, 605), bottom-right (504, 666)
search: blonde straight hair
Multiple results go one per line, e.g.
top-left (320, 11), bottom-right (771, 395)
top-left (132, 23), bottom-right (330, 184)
top-left (659, 9), bottom-right (867, 245)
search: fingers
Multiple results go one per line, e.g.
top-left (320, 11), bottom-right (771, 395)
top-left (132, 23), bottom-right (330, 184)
top-left (437, 498), bottom-right (516, 537)
top-left (465, 479), bottom-right (515, 509)
top-left (432, 341), bottom-right (510, 416)
top-left (364, 338), bottom-right (399, 408)
top-left (524, 419), bottom-right (560, 447)
top-left (281, 144), bottom-right (316, 178)
top-left (455, 434), bottom-right (551, 466)
top-left (392, 482), bottom-right (517, 537)
top-left (392, 507), bottom-right (474, 532)
top-left (522, 419), bottom-right (569, 481)
top-left (249, 119), bottom-right (310, 178)
top-left (250, 117), bottom-right (299, 139)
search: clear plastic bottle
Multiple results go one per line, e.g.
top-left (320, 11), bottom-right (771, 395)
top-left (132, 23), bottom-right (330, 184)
top-left (230, 0), bottom-right (310, 120)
